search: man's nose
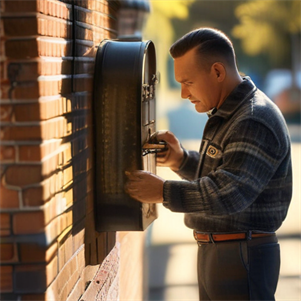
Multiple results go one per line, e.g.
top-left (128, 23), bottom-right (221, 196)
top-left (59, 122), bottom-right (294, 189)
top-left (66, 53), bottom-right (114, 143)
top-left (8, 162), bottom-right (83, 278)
top-left (181, 84), bottom-right (190, 99)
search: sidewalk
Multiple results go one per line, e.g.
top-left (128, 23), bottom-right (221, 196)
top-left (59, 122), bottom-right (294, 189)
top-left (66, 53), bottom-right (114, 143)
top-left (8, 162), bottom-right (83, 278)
top-left (147, 142), bottom-right (301, 301)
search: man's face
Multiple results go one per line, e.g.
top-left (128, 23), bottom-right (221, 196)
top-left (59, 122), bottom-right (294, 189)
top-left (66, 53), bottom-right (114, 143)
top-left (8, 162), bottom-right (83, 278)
top-left (174, 48), bottom-right (220, 113)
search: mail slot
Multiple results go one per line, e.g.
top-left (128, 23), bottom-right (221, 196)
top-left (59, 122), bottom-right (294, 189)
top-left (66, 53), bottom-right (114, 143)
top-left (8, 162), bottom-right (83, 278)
top-left (93, 39), bottom-right (158, 231)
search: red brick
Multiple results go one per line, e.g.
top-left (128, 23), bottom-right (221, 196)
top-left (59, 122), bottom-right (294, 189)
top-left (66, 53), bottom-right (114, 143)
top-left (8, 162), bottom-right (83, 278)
top-left (0, 213), bottom-right (11, 236)
top-left (39, 17), bottom-right (72, 38)
top-left (0, 104), bottom-right (14, 122)
top-left (2, 17), bottom-right (39, 37)
top-left (0, 243), bottom-right (18, 262)
top-left (73, 176), bottom-right (88, 203)
top-left (2, 16), bottom-right (72, 39)
top-left (0, 61), bottom-right (7, 81)
top-left (0, 183), bottom-right (19, 209)
top-left (0, 82), bottom-right (11, 98)
top-left (0, 265), bottom-right (13, 292)
top-left (19, 242), bottom-right (57, 263)
top-left (20, 294), bottom-right (45, 300)
top-left (0, 145), bottom-right (16, 162)
top-left (74, 57), bottom-right (95, 74)
top-left (0, 33), bottom-right (5, 56)
top-left (43, 210), bottom-right (73, 244)
top-left (75, 6), bottom-right (116, 28)
top-left (58, 233), bottom-right (73, 271)
top-left (1, 103), bottom-right (39, 122)
top-left (75, 0), bottom-right (97, 10)
top-left (73, 75), bottom-right (93, 93)
top-left (17, 191), bottom-right (69, 232)
top-left (5, 38), bottom-right (39, 59)
top-left (41, 59), bottom-right (72, 76)
top-left (2, 0), bottom-right (37, 13)
top-left (13, 211), bottom-right (45, 235)
top-left (1, 77), bottom-right (72, 99)
top-left (14, 257), bottom-right (57, 293)
top-left (75, 22), bottom-right (105, 42)
top-left (75, 39), bottom-right (98, 58)
top-left (5, 165), bottom-right (43, 187)
top-left (18, 145), bottom-right (43, 162)
top-left (72, 227), bottom-right (85, 255)
top-left (66, 265), bottom-right (100, 301)
top-left (1, 117), bottom-right (70, 141)
top-left (22, 186), bottom-right (49, 207)
top-left (46, 256), bottom-right (58, 287)
top-left (22, 81), bottom-right (45, 98)
top-left (0, 125), bottom-right (41, 141)
top-left (40, 0), bottom-right (72, 19)
top-left (12, 97), bottom-right (72, 122)
top-left (5, 37), bottom-right (73, 59)
top-left (86, 189), bottom-right (94, 215)
top-left (0, 18), bottom-right (4, 37)
top-left (84, 211), bottom-right (97, 264)
top-left (18, 61), bottom-right (44, 80)
top-left (1, 59), bottom-right (72, 83)
top-left (22, 169), bottom-right (72, 207)
top-left (46, 245), bottom-right (85, 300)
top-left (18, 140), bottom-right (64, 162)
top-left (80, 244), bottom-right (119, 301)
top-left (2, 0), bottom-right (72, 19)
top-left (75, 0), bottom-right (110, 14)
top-left (64, 186), bottom-right (73, 208)
top-left (63, 166), bottom-right (73, 187)
top-left (47, 192), bottom-right (69, 223)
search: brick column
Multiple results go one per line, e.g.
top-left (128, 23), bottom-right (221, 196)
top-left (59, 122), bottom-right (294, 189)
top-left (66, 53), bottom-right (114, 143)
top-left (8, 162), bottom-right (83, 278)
top-left (0, 0), bottom-right (119, 299)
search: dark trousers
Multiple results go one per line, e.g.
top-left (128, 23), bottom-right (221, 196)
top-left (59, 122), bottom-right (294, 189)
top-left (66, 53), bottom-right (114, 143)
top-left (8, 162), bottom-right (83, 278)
top-left (197, 235), bottom-right (280, 301)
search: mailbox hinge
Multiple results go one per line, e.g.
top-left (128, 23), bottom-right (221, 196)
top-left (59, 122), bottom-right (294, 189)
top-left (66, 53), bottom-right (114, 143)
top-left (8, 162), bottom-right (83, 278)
top-left (142, 74), bottom-right (158, 100)
top-left (142, 84), bottom-right (155, 99)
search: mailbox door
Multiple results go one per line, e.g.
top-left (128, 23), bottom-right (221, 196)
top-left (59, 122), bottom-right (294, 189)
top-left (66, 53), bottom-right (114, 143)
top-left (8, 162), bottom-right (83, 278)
top-left (93, 40), bottom-right (158, 232)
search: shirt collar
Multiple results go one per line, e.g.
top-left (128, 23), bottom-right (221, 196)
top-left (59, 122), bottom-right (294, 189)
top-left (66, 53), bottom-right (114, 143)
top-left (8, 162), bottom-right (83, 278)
top-left (213, 76), bottom-right (257, 119)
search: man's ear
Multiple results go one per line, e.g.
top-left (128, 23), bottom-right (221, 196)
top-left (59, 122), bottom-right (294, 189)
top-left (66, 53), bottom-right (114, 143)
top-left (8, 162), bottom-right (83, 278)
top-left (212, 62), bottom-right (226, 82)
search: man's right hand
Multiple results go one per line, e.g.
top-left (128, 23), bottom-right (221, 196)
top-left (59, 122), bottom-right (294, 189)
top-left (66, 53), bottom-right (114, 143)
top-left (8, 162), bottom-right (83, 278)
top-left (154, 130), bottom-right (184, 171)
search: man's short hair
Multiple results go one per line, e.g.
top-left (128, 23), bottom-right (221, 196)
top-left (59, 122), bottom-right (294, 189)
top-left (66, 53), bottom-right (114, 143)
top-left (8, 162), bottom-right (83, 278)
top-left (169, 28), bottom-right (237, 70)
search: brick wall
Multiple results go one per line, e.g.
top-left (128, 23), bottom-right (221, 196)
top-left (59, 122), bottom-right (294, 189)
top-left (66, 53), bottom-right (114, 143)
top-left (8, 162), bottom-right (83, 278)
top-left (0, 0), bottom-right (120, 299)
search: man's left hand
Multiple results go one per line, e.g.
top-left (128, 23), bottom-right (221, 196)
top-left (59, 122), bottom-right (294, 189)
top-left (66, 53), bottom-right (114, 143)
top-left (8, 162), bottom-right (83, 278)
top-left (125, 170), bottom-right (165, 204)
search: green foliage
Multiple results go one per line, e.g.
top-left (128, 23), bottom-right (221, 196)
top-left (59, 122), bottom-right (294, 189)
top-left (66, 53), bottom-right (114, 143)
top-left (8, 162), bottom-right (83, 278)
top-left (168, 0), bottom-right (299, 77)
top-left (144, 1), bottom-right (195, 89)
top-left (232, 0), bottom-right (301, 62)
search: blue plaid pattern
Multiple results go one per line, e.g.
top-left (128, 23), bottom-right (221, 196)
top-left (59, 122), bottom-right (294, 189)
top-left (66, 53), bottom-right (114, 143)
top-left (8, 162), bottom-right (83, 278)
top-left (163, 77), bottom-right (292, 232)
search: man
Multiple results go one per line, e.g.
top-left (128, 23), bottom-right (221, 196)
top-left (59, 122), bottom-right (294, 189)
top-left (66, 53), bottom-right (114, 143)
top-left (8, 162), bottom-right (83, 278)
top-left (125, 28), bottom-right (292, 300)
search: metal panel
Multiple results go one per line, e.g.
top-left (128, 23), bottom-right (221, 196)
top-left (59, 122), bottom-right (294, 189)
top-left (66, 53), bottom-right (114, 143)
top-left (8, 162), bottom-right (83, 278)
top-left (93, 39), bottom-right (158, 231)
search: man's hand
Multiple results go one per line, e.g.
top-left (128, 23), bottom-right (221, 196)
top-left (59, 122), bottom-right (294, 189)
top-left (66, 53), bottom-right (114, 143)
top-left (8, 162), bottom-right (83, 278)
top-left (155, 131), bottom-right (184, 171)
top-left (125, 170), bottom-right (165, 203)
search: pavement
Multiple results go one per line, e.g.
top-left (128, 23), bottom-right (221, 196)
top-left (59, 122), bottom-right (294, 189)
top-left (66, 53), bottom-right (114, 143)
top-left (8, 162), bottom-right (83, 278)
top-left (147, 142), bottom-right (301, 301)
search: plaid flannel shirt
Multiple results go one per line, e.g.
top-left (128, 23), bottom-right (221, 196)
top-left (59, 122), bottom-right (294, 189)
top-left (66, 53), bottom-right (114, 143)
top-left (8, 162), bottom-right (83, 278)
top-left (163, 77), bottom-right (292, 233)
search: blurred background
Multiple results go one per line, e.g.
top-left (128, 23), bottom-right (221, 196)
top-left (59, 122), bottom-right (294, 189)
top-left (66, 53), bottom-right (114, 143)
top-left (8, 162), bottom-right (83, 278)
top-left (142, 0), bottom-right (300, 139)
top-left (139, 1), bottom-right (301, 300)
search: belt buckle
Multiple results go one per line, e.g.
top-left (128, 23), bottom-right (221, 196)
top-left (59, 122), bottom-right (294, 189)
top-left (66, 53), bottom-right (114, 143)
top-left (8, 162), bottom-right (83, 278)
top-left (197, 238), bottom-right (210, 246)
top-left (194, 231), bottom-right (214, 245)
top-left (194, 231), bottom-right (211, 245)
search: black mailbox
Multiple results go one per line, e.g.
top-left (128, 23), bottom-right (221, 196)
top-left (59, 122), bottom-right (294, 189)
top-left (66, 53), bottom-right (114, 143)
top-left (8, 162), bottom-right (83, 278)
top-left (93, 39), bottom-right (158, 231)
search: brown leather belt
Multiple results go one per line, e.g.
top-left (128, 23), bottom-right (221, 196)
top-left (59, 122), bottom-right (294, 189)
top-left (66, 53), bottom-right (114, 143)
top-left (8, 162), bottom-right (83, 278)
top-left (193, 231), bottom-right (275, 243)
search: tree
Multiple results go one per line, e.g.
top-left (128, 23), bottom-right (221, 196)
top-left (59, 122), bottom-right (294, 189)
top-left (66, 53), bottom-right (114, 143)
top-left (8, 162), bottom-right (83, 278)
top-left (232, 0), bottom-right (301, 67)
top-left (143, 0), bottom-right (195, 90)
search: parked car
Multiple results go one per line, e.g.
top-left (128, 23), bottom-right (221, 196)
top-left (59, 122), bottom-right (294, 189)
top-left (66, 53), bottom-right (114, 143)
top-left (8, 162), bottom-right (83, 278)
top-left (264, 69), bottom-right (301, 124)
